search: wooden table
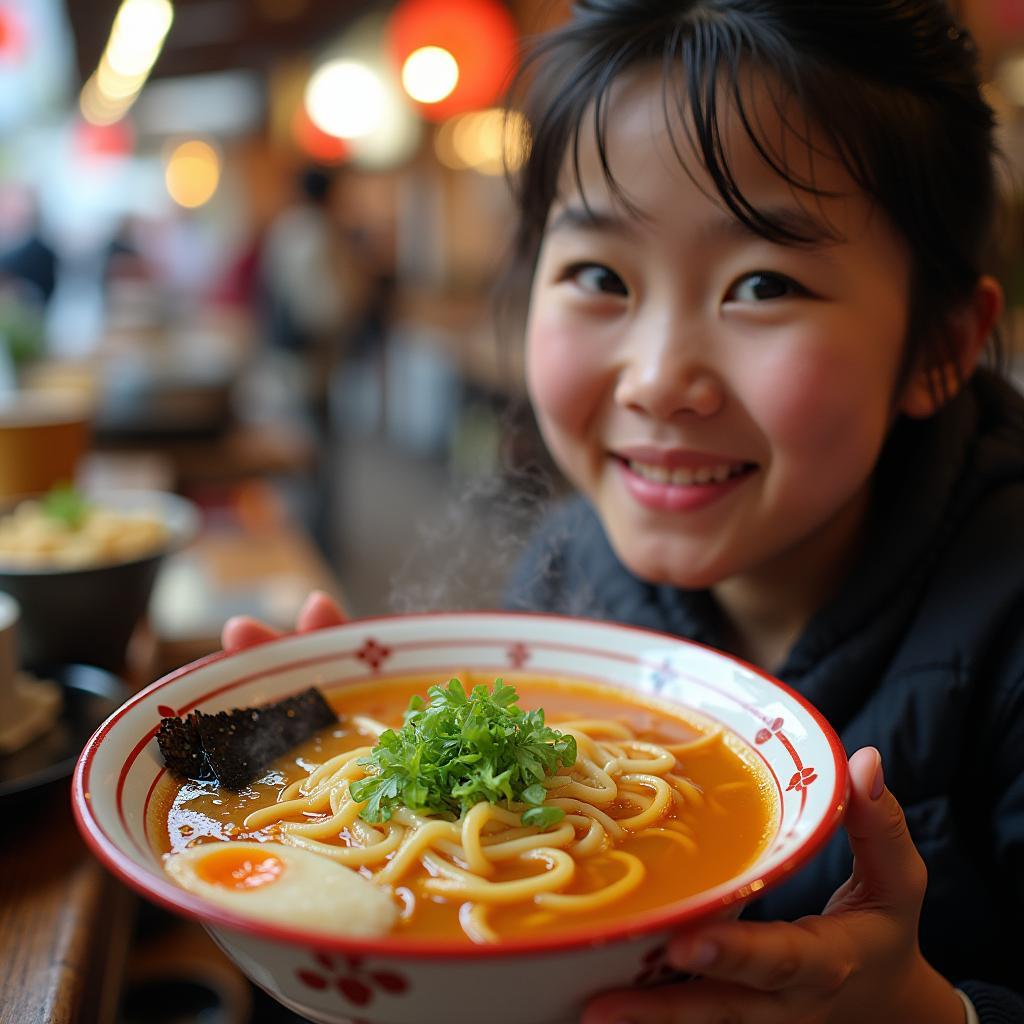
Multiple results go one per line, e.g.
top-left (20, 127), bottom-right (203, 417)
top-left (0, 475), bottom-right (341, 1022)
top-left (0, 788), bottom-right (135, 1024)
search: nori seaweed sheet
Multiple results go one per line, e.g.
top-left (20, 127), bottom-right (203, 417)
top-left (156, 687), bottom-right (338, 790)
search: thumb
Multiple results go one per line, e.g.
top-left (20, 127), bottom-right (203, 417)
top-left (842, 746), bottom-right (926, 910)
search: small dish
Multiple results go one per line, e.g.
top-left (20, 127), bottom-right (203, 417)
top-left (0, 663), bottom-right (129, 801)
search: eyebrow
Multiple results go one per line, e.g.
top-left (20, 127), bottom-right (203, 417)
top-left (546, 204), bottom-right (640, 237)
top-left (547, 202), bottom-right (840, 248)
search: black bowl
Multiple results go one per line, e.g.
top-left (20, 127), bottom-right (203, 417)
top-left (0, 490), bottom-right (199, 672)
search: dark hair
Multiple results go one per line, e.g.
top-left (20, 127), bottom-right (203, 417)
top-left (506, 0), bottom-right (1002, 389)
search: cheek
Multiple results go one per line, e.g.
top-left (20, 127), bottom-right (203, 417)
top-left (750, 345), bottom-right (897, 460)
top-left (525, 312), bottom-right (606, 435)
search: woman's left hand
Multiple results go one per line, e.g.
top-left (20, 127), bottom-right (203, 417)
top-left (582, 747), bottom-right (965, 1024)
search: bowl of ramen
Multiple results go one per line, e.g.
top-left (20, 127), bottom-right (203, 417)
top-left (0, 486), bottom-right (199, 671)
top-left (73, 612), bottom-right (848, 1024)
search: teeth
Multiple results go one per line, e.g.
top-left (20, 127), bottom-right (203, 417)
top-left (628, 460), bottom-right (744, 486)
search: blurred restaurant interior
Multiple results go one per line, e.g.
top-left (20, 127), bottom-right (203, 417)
top-left (1, 0), bottom-right (1024, 1020)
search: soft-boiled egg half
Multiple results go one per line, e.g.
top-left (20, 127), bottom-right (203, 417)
top-left (164, 840), bottom-right (398, 937)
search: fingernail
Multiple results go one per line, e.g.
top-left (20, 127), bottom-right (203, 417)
top-left (870, 752), bottom-right (885, 800)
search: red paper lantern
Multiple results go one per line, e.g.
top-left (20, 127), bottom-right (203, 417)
top-left (387, 0), bottom-right (519, 121)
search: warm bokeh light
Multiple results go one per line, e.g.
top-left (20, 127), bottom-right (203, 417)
top-left (434, 107), bottom-right (528, 175)
top-left (347, 102), bottom-right (422, 169)
top-left (80, 0), bottom-right (174, 125)
top-left (95, 58), bottom-right (148, 101)
top-left (1001, 54), bottom-right (1024, 106)
top-left (401, 46), bottom-right (459, 104)
top-left (105, 0), bottom-right (174, 78)
top-left (164, 139), bottom-right (221, 208)
top-left (302, 13), bottom-right (423, 170)
top-left (305, 59), bottom-right (385, 139)
top-left (387, 0), bottom-right (518, 121)
top-left (79, 76), bottom-right (120, 126)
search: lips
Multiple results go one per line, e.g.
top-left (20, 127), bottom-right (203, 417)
top-left (611, 448), bottom-right (756, 512)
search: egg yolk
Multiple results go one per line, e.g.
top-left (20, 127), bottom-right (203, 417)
top-left (195, 847), bottom-right (285, 890)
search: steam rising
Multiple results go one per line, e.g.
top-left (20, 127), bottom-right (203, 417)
top-left (385, 459), bottom-right (555, 613)
top-left (384, 454), bottom-right (607, 620)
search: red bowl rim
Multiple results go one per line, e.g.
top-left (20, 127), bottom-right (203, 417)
top-left (73, 609), bottom-right (849, 960)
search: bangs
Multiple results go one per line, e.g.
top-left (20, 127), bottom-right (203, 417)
top-left (513, 12), bottom-right (848, 262)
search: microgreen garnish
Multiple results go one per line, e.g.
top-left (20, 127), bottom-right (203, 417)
top-left (41, 482), bottom-right (90, 529)
top-left (349, 678), bottom-right (576, 827)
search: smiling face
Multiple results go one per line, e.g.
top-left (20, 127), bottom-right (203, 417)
top-left (525, 69), bottom-right (914, 612)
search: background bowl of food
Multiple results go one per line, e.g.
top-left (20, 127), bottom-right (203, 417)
top-left (0, 486), bottom-right (199, 672)
top-left (73, 611), bottom-right (848, 1024)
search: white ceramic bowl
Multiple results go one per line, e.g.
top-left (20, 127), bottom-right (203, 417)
top-left (73, 612), bottom-right (848, 1024)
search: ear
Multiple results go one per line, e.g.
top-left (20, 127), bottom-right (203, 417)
top-left (898, 275), bottom-right (1004, 419)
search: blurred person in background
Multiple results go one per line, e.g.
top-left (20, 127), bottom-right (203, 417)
top-left (260, 164), bottom-right (370, 431)
top-left (0, 185), bottom-right (58, 312)
top-left (0, 184), bottom-right (54, 387)
top-left (259, 165), bottom-right (372, 565)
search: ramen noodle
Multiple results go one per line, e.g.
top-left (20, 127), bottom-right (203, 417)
top-left (154, 674), bottom-right (776, 944)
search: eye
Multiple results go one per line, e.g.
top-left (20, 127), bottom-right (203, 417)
top-left (565, 263), bottom-right (628, 296)
top-left (727, 272), bottom-right (806, 302)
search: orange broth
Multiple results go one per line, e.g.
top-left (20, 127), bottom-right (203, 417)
top-left (151, 674), bottom-right (777, 942)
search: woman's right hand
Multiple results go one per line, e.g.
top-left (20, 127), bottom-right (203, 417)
top-left (220, 590), bottom-right (347, 652)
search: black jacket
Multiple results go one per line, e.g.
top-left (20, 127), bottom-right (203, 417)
top-left (505, 370), bottom-right (1024, 1021)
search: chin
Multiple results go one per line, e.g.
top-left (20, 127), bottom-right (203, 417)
top-left (609, 534), bottom-right (728, 591)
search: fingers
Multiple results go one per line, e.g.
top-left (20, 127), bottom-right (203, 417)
top-left (842, 747), bottom-right (927, 909)
top-left (582, 920), bottom-right (853, 1024)
top-left (221, 592), bottom-right (346, 652)
top-left (666, 918), bottom-right (852, 993)
top-left (221, 615), bottom-right (281, 652)
top-left (296, 590), bottom-right (347, 632)
top-left (582, 978), bottom-right (772, 1024)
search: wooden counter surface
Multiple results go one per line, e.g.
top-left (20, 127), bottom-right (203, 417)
top-left (0, 784), bottom-right (134, 1024)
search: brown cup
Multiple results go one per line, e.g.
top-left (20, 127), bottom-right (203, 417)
top-left (0, 392), bottom-right (92, 500)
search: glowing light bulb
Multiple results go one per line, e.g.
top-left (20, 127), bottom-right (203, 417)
top-left (106, 0), bottom-right (174, 78)
top-left (401, 46), bottom-right (459, 104)
top-left (305, 60), bottom-right (386, 139)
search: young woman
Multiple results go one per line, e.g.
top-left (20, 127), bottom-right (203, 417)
top-left (226, 2), bottom-right (1024, 1019)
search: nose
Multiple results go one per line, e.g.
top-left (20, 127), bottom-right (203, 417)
top-left (613, 322), bottom-right (724, 420)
